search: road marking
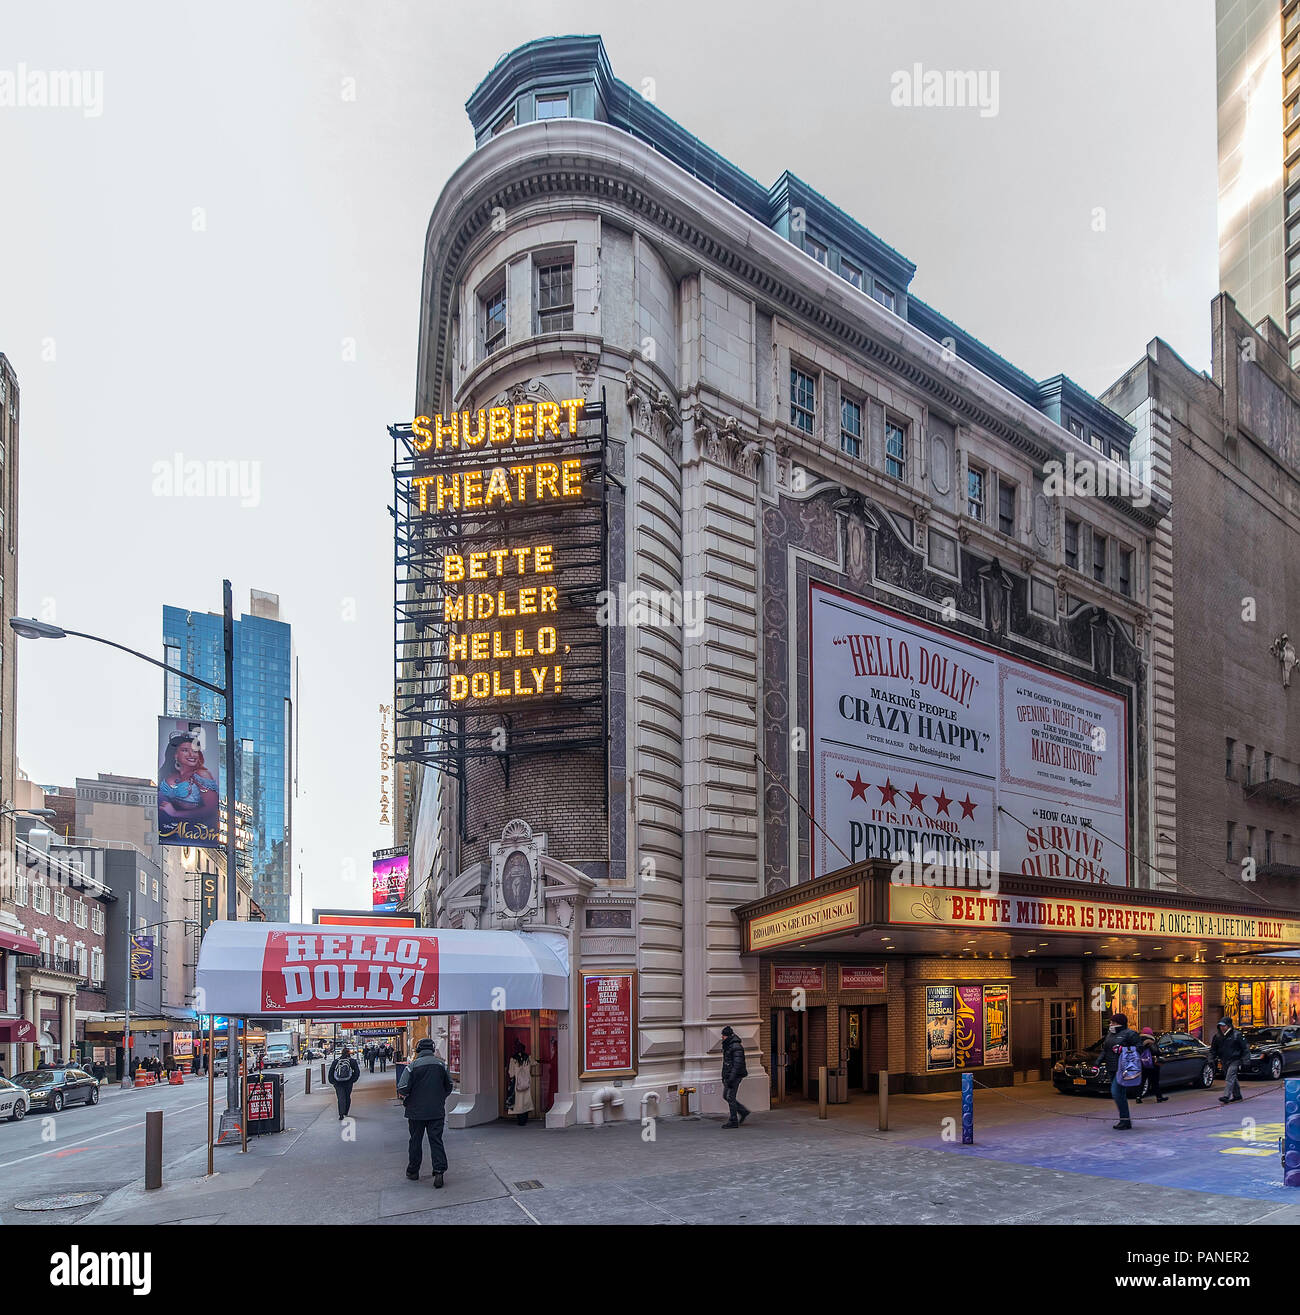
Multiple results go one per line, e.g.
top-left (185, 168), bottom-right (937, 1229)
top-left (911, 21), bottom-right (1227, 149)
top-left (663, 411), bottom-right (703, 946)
top-left (0, 1099), bottom-right (211, 1170)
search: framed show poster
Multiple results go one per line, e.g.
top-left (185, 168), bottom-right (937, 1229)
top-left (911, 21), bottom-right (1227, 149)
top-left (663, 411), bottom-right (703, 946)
top-left (955, 986), bottom-right (984, 1069)
top-left (1172, 983), bottom-right (1187, 1032)
top-left (579, 969), bottom-right (637, 1080)
top-left (925, 986), bottom-right (956, 1071)
top-left (984, 985), bottom-right (1010, 1065)
top-left (1188, 983), bottom-right (1204, 1039)
top-left (1238, 981), bottom-right (1254, 1026)
top-left (1254, 981), bottom-right (1269, 1026)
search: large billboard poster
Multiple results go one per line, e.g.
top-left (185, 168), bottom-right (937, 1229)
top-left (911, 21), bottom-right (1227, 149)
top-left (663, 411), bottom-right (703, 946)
top-left (157, 718), bottom-right (223, 847)
top-left (810, 585), bottom-right (1130, 884)
top-left (372, 849), bottom-right (410, 911)
top-left (956, 984), bottom-right (984, 1068)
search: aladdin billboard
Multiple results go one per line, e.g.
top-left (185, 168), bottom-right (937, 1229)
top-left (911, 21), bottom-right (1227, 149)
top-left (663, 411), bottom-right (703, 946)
top-left (372, 848), bottom-right (410, 911)
top-left (811, 584), bottom-right (1129, 884)
top-left (157, 717), bottom-right (223, 847)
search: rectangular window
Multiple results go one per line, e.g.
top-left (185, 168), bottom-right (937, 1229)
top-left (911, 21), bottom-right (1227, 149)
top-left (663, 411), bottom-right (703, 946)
top-left (1092, 531), bottom-right (1106, 584)
top-left (492, 108), bottom-right (516, 135)
top-left (139, 871), bottom-right (147, 895)
top-left (1064, 518), bottom-right (1079, 570)
top-left (152, 878), bottom-right (159, 902)
top-left (1119, 547), bottom-right (1133, 597)
top-left (1226, 821), bottom-right (1235, 862)
top-left (1226, 737), bottom-right (1235, 780)
top-left (872, 284), bottom-right (896, 313)
top-left (1245, 744), bottom-right (1256, 784)
top-left (997, 480), bottom-right (1016, 536)
top-left (1109, 444), bottom-right (1127, 466)
top-left (480, 280), bottom-right (507, 357)
top-left (534, 91), bottom-right (569, 120)
top-left (884, 419), bottom-right (907, 481)
top-left (1266, 830), bottom-right (1275, 865)
top-left (1089, 433), bottom-right (1105, 454)
top-left (840, 396), bottom-right (862, 459)
top-left (840, 258), bottom-right (863, 289)
top-left (1067, 416), bottom-right (1084, 440)
top-left (805, 236), bottom-right (828, 266)
top-left (14, 870), bottom-right (27, 906)
top-left (790, 367), bottom-right (816, 435)
top-left (535, 259), bottom-right (574, 333)
top-left (967, 465), bottom-right (986, 520)
top-left (1049, 1000), bottom-right (1079, 1062)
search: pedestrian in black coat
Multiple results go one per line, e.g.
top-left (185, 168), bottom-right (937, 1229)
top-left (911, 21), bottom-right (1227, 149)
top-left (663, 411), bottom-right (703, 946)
top-left (720, 1026), bottom-right (750, 1128)
top-left (328, 1047), bottom-right (360, 1119)
top-left (1211, 1017), bottom-right (1249, 1103)
top-left (1098, 1014), bottom-right (1143, 1129)
top-left (397, 1038), bottom-right (454, 1186)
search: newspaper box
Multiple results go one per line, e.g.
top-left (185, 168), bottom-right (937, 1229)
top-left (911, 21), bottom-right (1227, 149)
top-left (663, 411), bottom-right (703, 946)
top-left (246, 1073), bottom-right (285, 1136)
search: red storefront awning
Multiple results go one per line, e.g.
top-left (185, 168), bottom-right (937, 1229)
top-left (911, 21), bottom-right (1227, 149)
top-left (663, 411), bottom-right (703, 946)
top-left (0, 930), bottom-right (40, 955)
top-left (0, 1018), bottom-right (37, 1043)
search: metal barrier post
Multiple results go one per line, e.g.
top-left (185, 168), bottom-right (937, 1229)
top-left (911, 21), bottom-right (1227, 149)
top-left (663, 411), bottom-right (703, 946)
top-left (961, 1072), bottom-right (974, 1145)
top-left (145, 1110), bottom-right (163, 1190)
top-left (878, 1071), bottom-right (889, 1131)
top-left (305, 1066), bottom-right (311, 1095)
top-left (818, 1065), bottom-right (828, 1119)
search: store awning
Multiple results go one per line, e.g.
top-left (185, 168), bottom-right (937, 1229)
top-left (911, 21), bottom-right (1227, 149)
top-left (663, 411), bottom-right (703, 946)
top-left (0, 930), bottom-right (40, 955)
top-left (85, 1019), bottom-right (173, 1034)
top-left (0, 1018), bottom-right (36, 1043)
top-left (195, 921), bottom-right (569, 1017)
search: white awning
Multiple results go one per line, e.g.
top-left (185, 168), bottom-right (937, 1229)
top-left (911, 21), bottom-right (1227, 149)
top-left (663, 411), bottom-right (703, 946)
top-left (195, 921), bottom-right (569, 1017)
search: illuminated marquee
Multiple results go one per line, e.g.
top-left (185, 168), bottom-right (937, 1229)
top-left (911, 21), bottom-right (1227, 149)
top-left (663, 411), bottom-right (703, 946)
top-left (391, 389), bottom-right (608, 773)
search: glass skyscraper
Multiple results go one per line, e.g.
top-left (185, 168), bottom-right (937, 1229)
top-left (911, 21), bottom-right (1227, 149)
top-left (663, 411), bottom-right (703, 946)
top-left (162, 591), bottom-right (293, 921)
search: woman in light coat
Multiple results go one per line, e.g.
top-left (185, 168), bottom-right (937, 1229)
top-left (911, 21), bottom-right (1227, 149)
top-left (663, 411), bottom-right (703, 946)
top-left (507, 1043), bottom-right (534, 1126)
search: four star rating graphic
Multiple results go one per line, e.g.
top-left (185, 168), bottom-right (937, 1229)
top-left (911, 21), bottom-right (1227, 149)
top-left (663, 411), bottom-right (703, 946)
top-left (841, 772), bottom-right (977, 818)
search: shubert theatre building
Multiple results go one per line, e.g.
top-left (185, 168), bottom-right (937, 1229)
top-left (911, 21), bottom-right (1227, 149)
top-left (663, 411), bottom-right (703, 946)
top-left (395, 36), bottom-right (1300, 1122)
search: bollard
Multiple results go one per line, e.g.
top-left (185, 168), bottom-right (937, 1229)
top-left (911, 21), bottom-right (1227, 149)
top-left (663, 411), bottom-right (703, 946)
top-left (961, 1071), bottom-right (974, 1145)
top-left (818, 1065), bottom-right (828, 1120)
top-left (878, 1071), bottom-right (889, 1131)
top-left (305, 1066), bottom-right (311, 1095)
top-left (1284, 1078), bottom-right (1299, 1188)
top-left (145, 1109), bottom-right (163, 1191)
top-left (320, 1062), bottom-right (326, 1085)
top-left (678, 1085), bottom-right (695, 1117)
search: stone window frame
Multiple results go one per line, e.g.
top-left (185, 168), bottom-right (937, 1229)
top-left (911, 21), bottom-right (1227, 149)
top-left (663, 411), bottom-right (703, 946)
top-left (1117, 543), bottom-right (1134, 598)
top-left (789, 361), bottom-right (817, 436)
top-left (966, 461), bottom-right (987, 521)
top-left (883, 414), bottom-right (908, 483)
top-left (1063, 515), bottom-right (1080, 571)
top-left (1091, 529), bottom-right (1108, 585)
top-left (533, 249), bottom-right (575, 334)
top-left (478, 269), bottom-right (508, 360)
top-left (839, 391), bottom-right (863, 460)
top-left (996, 475), bottom-right (1017, 537)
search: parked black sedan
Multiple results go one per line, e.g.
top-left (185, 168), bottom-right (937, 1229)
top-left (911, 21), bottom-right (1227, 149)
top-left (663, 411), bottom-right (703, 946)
top-left (12, 1067), bottom-right (101, 1112)
top-left (1053, 1032), bottom-right (1215, 1098)
top-left (1237, 1026), bottom-right (1300, 1080)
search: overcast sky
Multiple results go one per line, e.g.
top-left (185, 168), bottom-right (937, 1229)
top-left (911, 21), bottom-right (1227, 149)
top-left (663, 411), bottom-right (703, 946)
top-left (1, 0), bottom-right (1216, 915)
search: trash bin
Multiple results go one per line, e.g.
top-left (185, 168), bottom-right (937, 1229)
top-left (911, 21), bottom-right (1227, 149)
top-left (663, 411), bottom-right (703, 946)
top-left (827, 1068), bottom-right (849, 1104)
top-left (246, 1072), bottom-right (285, 1136)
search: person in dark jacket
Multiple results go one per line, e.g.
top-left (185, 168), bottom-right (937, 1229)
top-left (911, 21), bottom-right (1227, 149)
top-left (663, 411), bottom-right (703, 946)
top-left (719, 1026), bottom-right (750, 1128)
top-left (328, 1047), bottom-right (360, 1119)
top-left (1098, 1013), bottom-right (1143, 1129)
top-left (397, 1037), bottom-right (454, 1187)
top-left (1211, 1017), bottom-right (1248, 1103)
top-left (1134, 1027), bottom-right (1168, 1104)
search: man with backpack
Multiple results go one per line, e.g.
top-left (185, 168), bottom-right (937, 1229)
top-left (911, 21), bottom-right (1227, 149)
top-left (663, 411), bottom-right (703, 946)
top-left (1098, 1013), bottom-right (1143, 1130)
top-left (328, 1046), bottom-right (360, 1119)
top-left (719, 1025), bottom-right (750, 1129)
top-left (397, 1037), bottom-right (454, 1187)
top-left (1211, 1017), bottom-right (1248, 1104)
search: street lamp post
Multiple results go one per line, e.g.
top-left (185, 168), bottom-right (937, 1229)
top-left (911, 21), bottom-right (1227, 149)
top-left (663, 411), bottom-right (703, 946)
top-left (122, 915), bottom-right (200, 1086)
top-left (10, 579), bottom-right (244, 1134)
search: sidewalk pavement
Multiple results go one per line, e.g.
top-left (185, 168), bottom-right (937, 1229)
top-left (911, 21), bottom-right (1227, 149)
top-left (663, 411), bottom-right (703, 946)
top-left (84, 1068), bottom-right (1300, 1226)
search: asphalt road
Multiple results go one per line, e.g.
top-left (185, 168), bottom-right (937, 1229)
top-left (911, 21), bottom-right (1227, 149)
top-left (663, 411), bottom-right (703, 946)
top-left (0, 1064), bottom-right (316, 1225)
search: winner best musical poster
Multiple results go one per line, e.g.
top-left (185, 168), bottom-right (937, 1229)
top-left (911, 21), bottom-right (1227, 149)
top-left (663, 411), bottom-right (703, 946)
top-left (926, 986), bottom-right (956, 1071)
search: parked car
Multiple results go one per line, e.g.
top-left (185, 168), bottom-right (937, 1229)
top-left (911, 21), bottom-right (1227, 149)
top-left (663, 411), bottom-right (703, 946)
top-left (1053, 1032), bottom-right (1215, 1098)
top-left (1236, 1026), bottom-right (1300, 1080)
top-left (12, 1067), bottom-right (101, 1112)
top-left (0, 1076), bottom-right (30, 1122)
